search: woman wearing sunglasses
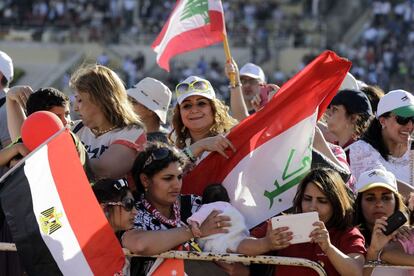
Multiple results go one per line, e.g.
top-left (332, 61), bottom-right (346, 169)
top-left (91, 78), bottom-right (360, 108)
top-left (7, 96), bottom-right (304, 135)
top-left (122, 143), bottom-right (230, 275)
top-left (70, 65), bottom-right (146, 180)
top-left (170, 76), bottom-right (238, 161)
top-left (349, 90), bottom-right (414, 197)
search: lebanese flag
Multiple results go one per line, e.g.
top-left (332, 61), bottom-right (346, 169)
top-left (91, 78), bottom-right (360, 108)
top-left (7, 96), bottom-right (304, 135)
top-left (152, 0), bottom-right (225, 71)
top-left (182, 51), bottom-right (352, 229)
top-left (0, 129), bottom-right (124, 275)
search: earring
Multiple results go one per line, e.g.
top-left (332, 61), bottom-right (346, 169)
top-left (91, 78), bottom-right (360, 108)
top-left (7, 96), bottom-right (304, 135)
top-left (144, 187), bottom-right (148, 193)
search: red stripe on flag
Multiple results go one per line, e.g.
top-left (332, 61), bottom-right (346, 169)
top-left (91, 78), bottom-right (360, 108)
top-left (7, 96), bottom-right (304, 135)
top-left (182, 51), bottom-right (351, 195)
top-left (48, 130), bottom-right (124, 275)
top-left (209, 10), bottom-right (225, 33)
top-left (151, 1), bottom-right (181, 49)
top-left (155, 24), bottom-right (223, 71)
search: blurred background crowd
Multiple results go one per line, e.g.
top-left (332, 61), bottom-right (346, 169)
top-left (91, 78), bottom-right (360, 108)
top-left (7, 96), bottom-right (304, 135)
top-left (1, 0), bottom-right (414, 103)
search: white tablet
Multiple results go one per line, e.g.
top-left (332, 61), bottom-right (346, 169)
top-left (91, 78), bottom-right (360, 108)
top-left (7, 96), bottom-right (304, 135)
top-left (271, 212), bottom-right (319, 244)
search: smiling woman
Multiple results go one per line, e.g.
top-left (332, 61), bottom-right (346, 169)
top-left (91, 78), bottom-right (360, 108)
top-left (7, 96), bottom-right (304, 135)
top-left (350, 90), bottom-right (414, 189)
top-left (170, 76), bottom-right (238, 161)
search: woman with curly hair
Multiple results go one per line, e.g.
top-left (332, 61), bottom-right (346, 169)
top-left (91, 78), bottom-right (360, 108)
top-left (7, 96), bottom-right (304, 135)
top-left (170, 76), bottom-right (237, 161)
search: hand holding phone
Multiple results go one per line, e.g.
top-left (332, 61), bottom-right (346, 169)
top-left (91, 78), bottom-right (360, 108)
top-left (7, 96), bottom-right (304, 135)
top-left (382, 210), bottom-right (407, 236)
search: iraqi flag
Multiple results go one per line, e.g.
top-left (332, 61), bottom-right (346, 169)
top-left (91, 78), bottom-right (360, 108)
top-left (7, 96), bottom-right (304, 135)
top-left (182, 51), bottom-right (352, 229)
top-left (152, 0), bottom-right (225, 71)
top-left (0, 129), bottom-right (124, 275)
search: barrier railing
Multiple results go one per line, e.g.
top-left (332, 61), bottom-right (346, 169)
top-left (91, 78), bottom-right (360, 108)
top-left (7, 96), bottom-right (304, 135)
top-left (1, 242), bottom-right (327, 275)
top-left (364, 263), bottom-right (414, 270)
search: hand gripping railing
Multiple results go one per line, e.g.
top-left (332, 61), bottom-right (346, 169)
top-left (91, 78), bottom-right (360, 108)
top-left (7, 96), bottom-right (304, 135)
top-left (0, 243), bottom-right (327, 275)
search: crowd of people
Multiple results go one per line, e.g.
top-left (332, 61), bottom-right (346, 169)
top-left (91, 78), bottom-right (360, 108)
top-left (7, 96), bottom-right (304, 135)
top-left (334, 0), bottom-right (414, 93)
top-left (0, 42), bottom-right (414, 276)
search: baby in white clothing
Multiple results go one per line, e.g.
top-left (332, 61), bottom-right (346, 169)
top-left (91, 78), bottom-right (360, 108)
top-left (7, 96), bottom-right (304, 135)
top-left (187, 184), bottom-right (249, 253)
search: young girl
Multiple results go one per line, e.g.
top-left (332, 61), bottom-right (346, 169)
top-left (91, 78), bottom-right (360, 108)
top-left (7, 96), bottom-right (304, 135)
top-left (92, 178), bottom-right (138, 275)
top-left (238, 168), bottom-right (366, 276)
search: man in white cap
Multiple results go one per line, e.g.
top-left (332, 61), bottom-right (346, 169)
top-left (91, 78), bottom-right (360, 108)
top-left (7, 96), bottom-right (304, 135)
top-left (239, 62), bottom-right (266, 113)
top-left (0, 51), bottom-right (13, 169)
top-left (127, 77), bottom-right (172, 143)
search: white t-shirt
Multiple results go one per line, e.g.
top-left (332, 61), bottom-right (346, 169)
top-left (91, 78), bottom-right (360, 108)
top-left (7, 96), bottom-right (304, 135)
top-left (73, 122), bottom-right (146, 160)
top-left (349, 140), bottom-right (412, 185)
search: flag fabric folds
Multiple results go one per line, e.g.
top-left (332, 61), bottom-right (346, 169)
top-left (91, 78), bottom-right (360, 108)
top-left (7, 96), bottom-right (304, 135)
top-left (152, 0), bottom-right (225, 71)
top-left (0, 129), bottom-right (124, 275)
top-left (182, 51), bottom-right (352, 229)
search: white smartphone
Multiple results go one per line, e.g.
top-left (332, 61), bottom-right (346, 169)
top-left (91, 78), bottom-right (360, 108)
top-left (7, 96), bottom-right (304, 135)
top-left (271, 212), bottom-right (319, 244)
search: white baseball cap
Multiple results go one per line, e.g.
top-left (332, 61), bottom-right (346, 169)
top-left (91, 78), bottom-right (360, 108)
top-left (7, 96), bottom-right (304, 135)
top-left (0, 51), bottom-right (13, 83)
top-left (127, 77), bottom-right (172, 124)
top-left (240, 63), bottom-right (265, 83)
top-left (176, 76), bottom-right (215, 105)
top-left (339, 72), bottom-right (359, 91)
top-left (356, 169), bottom-right (398, 194)
top-left (376, 89), bottom-right (414, 118)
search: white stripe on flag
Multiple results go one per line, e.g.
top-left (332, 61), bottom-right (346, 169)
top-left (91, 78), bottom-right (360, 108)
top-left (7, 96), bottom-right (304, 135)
top-left (24, 145), bottom-right (93, 276)
top-left (154, 0), bottom-right (208, 58)
top-left (223, 113), bottom-right (316, 228)
top-left (208, 0), bottom-right (223, 12)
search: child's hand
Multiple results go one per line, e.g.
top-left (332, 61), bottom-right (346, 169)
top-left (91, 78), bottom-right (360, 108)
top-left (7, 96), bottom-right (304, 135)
top-left (14, 143), bottom-right (30, 157)
top-left (7, 85), bottom-right (33, 109)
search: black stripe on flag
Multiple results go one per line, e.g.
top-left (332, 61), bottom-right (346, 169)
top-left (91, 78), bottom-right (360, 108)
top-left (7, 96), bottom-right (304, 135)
top-left (0, 163), bottom-right (62, 275)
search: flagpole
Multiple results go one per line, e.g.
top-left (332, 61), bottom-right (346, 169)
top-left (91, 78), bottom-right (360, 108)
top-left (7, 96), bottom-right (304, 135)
top-left (222, 33), bottom-right (236, 86)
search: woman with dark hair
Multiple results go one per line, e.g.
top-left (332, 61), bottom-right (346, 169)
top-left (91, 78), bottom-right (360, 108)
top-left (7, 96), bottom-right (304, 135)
top-left (353, 169), bottom-right (411, 275)
top-left (238, 168), bottom-right (366, 276)
top-left (350, 90), bottom-right (414, 194)
top-left (326, 89), bottom-right (373, 160)
top-left (122, 143), bottom-right (229, 275)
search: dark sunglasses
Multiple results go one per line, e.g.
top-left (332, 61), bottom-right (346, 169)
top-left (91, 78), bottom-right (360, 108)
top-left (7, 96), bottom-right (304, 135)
top-left (105, 197), bottom-right (135, 212)
top-left (394, 115), bottom-right (414, 125)
top-left (143, 147), bottom-right (170, 169)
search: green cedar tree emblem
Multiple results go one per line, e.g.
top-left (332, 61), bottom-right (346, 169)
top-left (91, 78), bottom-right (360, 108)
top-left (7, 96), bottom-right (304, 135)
top-left (180, 0), bottom-right (210, 24)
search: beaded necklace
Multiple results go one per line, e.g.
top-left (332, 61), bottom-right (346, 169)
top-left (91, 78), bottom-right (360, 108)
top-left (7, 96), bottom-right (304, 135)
top-left (141, 198), bottom-right (181, 227)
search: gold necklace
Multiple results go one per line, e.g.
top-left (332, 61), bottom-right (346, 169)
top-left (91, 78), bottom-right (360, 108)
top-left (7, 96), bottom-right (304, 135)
top-left (91, 125), bottom-right (117, 136)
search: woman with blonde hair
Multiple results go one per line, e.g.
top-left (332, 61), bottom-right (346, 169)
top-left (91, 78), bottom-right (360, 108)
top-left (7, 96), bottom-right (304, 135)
top-left (70, 64), bottom-right (146, 180)
top-left (170, 76), bottom-right (237, 161)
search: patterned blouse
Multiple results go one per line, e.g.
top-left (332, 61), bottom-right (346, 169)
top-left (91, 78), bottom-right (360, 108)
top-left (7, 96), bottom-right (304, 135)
top-left (131, 194), bottom-right (202, 275)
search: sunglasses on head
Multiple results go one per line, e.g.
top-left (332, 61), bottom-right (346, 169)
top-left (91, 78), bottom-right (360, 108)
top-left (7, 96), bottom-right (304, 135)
top-left (175, 80), bottom-right (210, 97)
top-left (105, 197), bottom-right (135, 212)
top-left (394, 114), bottom-right (414, 125)
top-left (113, 179), bottom-right (128, 190)
top-left (143, 147), bottom-right (170, 169)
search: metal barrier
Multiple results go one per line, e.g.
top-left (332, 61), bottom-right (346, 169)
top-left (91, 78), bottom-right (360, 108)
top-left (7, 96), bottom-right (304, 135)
top-left (1, 242), bottom-right (327, 275)
top-left (364, 263), bottom-right (414, 270)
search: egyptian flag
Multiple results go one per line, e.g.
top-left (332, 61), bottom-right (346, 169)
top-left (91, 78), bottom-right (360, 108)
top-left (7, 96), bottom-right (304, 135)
top-left (0, 129), bottom-right (124, 275)
top-left (152, 0), bottom-right (225, 71)
top-left (182, 51), bottom-right (352, 229)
